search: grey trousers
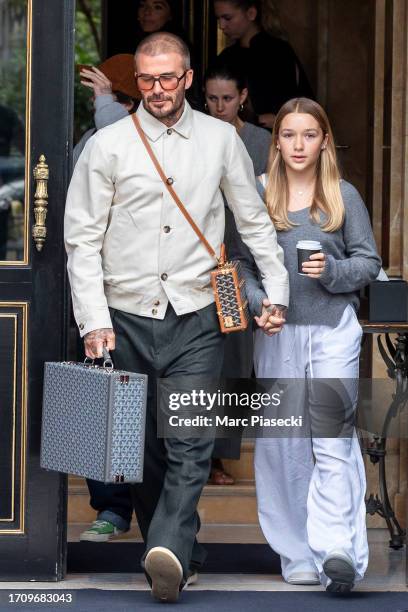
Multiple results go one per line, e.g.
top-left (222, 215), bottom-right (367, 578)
top-left (110, 303), bottom-right (225, 579)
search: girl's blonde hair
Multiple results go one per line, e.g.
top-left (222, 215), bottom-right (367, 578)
top-left (265, 97), bottom-right (344, 232)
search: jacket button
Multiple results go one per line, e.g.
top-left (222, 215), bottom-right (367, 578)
top-left (161, 273), bottom-right (168, 281)
top-left (152, 309), bottom-right (158, 315)
top-left (154, 300), bottom-right (160, 306)
top-left (167, 128), bottom-right (173, 135)
top-left (79, 323), bottom-right (84, 330)
top-left (166, 177), bottom-right (174, 185)
top-left (163, 225), bottom-right (171, 233)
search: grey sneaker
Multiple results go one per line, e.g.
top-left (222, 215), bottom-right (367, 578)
top-left (323, 551), bottom-right (355, 593)
top-left (79, 519), bottom-right (126, 542)
top-left (145, 547), bottom-right (183, 603)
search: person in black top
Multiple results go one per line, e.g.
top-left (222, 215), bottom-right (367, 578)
top-left (136, 0), bottom-right (186, 43)
top-left (214, 0), bottom-right (313, 128)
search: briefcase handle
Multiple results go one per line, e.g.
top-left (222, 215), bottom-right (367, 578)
top-left (83, 347), bottom-right (114, 370)
top-left (102, 347), bottom-right (114, 369)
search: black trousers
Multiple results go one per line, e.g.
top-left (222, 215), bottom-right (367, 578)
top-left (110, 303), bottom-right (225, 579)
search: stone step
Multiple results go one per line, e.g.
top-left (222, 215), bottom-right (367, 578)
top-left (68, 477), bottom-right (258, 525)
top-left (68, 523), bottom-right (266, 543)
top-left (68, 441), bottom-right (256, 526)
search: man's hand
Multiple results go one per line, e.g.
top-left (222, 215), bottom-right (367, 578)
top-left (80, 66), bottom-right (113, 97)
top-left (255, 299), bottom-right (286, 336)
top-left (302, 252), bottom-right (326, 278)
top-left (84, 328), bottom-right (115, 358)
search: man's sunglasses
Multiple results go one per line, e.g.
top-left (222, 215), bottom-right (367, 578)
top-left (136, 71), bottom-right (187, 91)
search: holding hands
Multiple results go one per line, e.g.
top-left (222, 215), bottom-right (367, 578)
top-left (301, 252), bottom-right (326, 278)
top-left (253, 251), bottom-right (325, 338)
top-left (255, 299), bottom-right (287, 336)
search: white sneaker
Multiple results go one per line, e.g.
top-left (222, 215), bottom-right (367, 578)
top-left (185, 569), bottom-right (199, 587)
top-left (286, 571), bottom-right (320, 585)
top-left (145, 546), bottom-right (183, 602)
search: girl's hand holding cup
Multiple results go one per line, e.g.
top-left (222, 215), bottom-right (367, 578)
top-left (302, 252), bottom-right (326, 278)
top-left (296, 240), bottom-right (326, 278)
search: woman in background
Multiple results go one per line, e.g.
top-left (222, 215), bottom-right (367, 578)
top-left (136, 0), bottom-right (187, 42)
top-left (205, 63), bottom-right (271, 175)
top-left (235, 97), bottom-right (381, 591)
top-left (214, 0), bottom-right (313, 128)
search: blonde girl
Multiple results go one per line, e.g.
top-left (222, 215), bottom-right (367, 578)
top-left (237, 97), bottom-right (381, 592)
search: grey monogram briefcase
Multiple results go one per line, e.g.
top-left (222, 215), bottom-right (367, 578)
top-left (40, 352), bottom-right (148, 483)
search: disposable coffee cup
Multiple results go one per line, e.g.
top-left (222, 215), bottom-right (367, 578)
top-left (296, 240), bottom-right (322, 276)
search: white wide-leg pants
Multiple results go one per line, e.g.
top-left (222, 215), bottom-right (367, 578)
top-left (254, 305), bottom-right (369, 584)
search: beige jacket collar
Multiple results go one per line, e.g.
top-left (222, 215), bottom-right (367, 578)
top-left (136, 100), bottom-right (193, 142)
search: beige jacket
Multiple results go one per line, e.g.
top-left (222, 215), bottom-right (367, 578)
top-left (64, 102), bottom-right (289, 336)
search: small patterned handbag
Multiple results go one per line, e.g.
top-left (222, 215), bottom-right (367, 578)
top-left (40, 350), bottom-right (148, 483)
top-left (209, 243), bottom-right (250, 333)
top-left (132, 115), bottom-right (249, 333)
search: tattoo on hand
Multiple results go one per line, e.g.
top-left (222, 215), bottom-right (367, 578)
top-left (85, 328), bottom-right (113, 341)
top-left (267, 304), bottom-right (287, 315)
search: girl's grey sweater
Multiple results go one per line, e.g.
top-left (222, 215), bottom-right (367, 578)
top-left (231, 179), bottom-right (382, 326)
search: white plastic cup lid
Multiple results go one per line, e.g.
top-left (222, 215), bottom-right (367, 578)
top-left (296, 240), bottom-right (322, 250)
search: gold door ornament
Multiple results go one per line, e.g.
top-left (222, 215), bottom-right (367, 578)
top-left (32, 155), bottom-right (49, 252)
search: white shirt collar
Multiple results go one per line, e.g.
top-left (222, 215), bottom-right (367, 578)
top-left (136, 100), bottom-right (193, 142)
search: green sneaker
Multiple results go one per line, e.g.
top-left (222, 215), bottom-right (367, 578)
top-left (79, 519), bottom-right (126, 542)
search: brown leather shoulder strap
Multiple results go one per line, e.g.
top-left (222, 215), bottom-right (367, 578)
top-left (132, 113), bottom-right (222, 263)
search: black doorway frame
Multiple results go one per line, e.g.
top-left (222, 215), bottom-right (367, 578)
top-left (0, 0), bottom-right (75, 581)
